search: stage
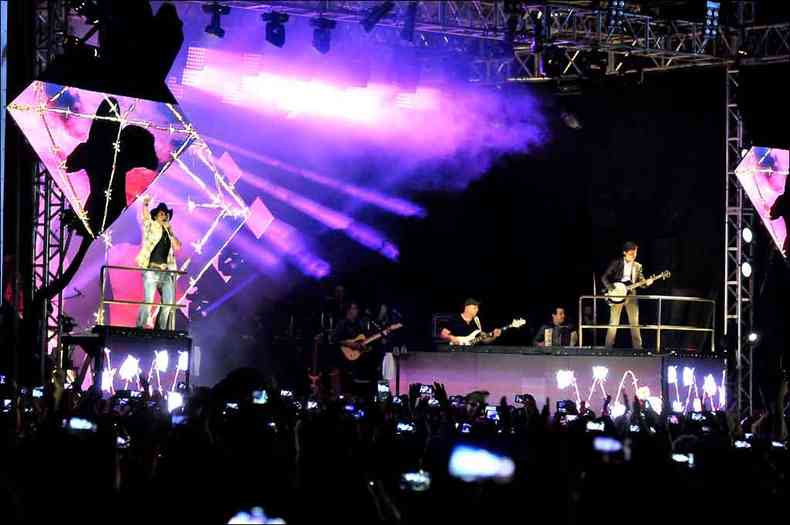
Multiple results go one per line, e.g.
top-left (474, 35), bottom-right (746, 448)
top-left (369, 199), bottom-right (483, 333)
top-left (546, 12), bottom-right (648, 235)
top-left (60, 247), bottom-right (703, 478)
top-left (396, 345), bottom-right (726, 414)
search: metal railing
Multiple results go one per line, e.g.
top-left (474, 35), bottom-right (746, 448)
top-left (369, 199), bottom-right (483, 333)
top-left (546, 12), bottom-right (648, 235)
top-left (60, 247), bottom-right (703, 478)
top-left (578, 294), bottom-right (716, 353)
top-left (97, 265), bottom-right (187, 331)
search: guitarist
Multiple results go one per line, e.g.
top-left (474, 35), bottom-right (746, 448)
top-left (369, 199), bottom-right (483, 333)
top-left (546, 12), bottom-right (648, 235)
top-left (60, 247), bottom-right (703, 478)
top-left (439, 298), bottom-right (502, 345)
top-left (601, 242), bottom-right (654, 349)
top-left (334, 301), bottom-right (381, 394)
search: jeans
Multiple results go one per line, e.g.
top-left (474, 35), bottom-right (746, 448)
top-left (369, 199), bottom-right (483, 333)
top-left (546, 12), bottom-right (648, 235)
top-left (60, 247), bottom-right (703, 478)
top-left (136, 268), bottom-right (175, 330)
top-left (605, 295), bottom-right (642, 349)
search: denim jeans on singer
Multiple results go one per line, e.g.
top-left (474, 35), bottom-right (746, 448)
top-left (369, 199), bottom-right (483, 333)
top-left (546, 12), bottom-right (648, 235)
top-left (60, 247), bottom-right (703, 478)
top-left (136, 269), bottom-right (175, 329)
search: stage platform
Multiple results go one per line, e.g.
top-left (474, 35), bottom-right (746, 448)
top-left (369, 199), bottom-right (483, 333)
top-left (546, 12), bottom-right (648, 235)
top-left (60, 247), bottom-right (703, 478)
top-left (396, 345), bottom-right (725, 413)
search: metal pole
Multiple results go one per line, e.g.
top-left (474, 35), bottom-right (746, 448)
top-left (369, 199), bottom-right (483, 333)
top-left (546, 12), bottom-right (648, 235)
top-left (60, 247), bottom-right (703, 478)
top-left (656, 296), bottom-right (662, 353)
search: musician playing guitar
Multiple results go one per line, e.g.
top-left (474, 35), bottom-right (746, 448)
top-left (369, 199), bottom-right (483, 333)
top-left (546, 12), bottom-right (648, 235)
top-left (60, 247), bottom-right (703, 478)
top-left (439, 298), bottom-right (502, 345)
top-left (601, 241), bottom-right (654, 349)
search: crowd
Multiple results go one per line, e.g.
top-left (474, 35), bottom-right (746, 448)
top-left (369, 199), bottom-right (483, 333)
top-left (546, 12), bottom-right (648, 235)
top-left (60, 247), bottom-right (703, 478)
top-left (0, 368), bottom-right (788, 524)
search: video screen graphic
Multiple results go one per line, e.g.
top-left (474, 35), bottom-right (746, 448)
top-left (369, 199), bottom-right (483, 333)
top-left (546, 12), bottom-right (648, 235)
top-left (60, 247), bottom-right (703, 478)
top-left (735, 146), bottom-right (789, 258)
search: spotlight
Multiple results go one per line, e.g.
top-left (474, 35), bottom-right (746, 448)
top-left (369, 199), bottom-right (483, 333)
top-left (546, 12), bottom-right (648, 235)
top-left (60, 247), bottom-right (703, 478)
top-left (361, 1), bottom-right (395, 33)
top-left (704, 1), bottom-right (720, 39)
top-left (262, 11), bottom-right (289, 48)
top-left (311, 17), bottom-right (336, 54)
top-left (741, 227), bottom-right (753, 243)
top-left (203, 2), bottom-right (231, 39)
top-left (607, 0), bottom-right (626, 32)
top-left (741, 261), bottom-right (752, 277)
top-left (747, 331), bottom-right (760, 344)
top-left (401, 1), bottom-right (418, 42)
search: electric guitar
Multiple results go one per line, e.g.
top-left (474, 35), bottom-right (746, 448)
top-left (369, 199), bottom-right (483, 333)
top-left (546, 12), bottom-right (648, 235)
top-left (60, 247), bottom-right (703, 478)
top-left (340, 323), bottom-right (403, 361)
top-left (605, 270), bottom-right (671, 305)
top-left (450, 318), bottom-right (526, 346)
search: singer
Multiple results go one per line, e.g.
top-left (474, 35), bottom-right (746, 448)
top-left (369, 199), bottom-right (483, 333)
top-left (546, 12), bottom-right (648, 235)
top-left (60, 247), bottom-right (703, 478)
top-left (438, 298), bottom-right (501, 345)
top-left (135, 195), bottom-right (182, 329)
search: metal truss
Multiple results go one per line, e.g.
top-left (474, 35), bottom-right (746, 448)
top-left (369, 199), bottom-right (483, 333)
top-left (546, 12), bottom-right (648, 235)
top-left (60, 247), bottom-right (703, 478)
top-left (32, 0), bottom-right (69, 374)
top-left (724, 66), bottom-right (754, 417)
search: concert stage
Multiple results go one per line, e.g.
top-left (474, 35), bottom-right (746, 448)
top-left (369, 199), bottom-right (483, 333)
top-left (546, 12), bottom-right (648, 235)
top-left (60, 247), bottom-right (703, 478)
top-left (397, 346), bottom-right (726, 414)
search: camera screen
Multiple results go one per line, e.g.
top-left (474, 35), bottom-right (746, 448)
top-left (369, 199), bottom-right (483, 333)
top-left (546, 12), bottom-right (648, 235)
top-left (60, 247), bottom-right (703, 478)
top-left (448, 445), bottom-right (515, 482)
top-left (280, 390), bottom-right (293, 398)
top-left (32, 387), bottom-right (44, 399)
top-left (586, 421), bottom-right (604, 432)
top-left (307, 400), bottom-right (318, 410)
top-left (593, 436), bottom-right (623, 453)
top-left (419, 384), bottom-right (434, 396)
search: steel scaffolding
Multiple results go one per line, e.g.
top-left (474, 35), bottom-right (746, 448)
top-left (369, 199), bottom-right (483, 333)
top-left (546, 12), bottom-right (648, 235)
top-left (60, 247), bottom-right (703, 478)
top-left (31, 0), bottom-right (69, 381)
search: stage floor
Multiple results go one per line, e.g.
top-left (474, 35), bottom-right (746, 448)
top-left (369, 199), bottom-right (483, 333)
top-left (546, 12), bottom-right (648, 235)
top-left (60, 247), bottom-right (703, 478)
top-left (397, 346), bottom-right (725, 413)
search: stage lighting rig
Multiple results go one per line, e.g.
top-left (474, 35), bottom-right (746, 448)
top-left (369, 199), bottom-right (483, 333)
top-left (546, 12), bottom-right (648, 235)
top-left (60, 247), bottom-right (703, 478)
top-left (607, 0), bottom-right (626, 32)
top-left (742, 227), bottom-right (753, 243)
top-left (530, 9), bottom-right (547, 52)
top-left (704, 1), bottom-right (720, 39)
top-left (311, 17), bottom-right (336, 54)
top-left (361, 1), bottom-right (395, 33)
top-left (401, 1), bottom-right (418, 42)
top-left (203, 2), bottom-right (231, 38)
top-left (262, 11), bottom-right (289, 48)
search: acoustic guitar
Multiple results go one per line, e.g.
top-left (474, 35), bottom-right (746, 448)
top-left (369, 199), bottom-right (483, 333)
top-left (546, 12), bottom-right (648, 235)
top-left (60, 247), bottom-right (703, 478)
top-left (340, 323), bottom-right (403, 361)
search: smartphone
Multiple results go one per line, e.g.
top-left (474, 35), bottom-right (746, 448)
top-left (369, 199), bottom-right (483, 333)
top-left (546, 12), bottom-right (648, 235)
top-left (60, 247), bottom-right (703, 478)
top-left (32, 386), bottom-right (44, 399)
top-left (594, 436), bottom-right (623, 453)
top-left (691, 412), bottom-right (705, 422)
top-left (672, 453), bottom-right (694, 467)
top-left (458, 422), bottom-right (472, 434)
top-left (448, 445), bottom-right (515, 482)
top-left (392, 396), bottom-right (403, 405)
top-left (734, 440), bottom-right (751, 449)
top-left (65, 417), bottom-right (97, 433)
top-left (377, 381), bottom-right (390, 402)
top-left (771, 441), bottom-right (786, 449)
top-left (450, 395), bottom-right (465, 407)
top-left (307, 400), bottom-right (318, 411)
top-left (629, 424), bottom-right (640, 433)
top-left (130, 391), bottom-right (143, 399)
top-left (484, 406), bottom-right (499, 422)
top-left (167, 392), bottom-right (184, 413)
top-left (400, 470), bottom-right (431, 492)
top-left (252, 390), bottom-right (268, 405)
top-left (0, 374), bottom-right (6, 384)
top-left (419, 384), bottom-right (434, 396)
top-left (667, 414), bottom-right (680, 425)
top-left (280, 389), bottom-right (293, 399)
top-left (557, 400), bottom-right (574, 414)
top-left (565, 414), bottom-right (578, 423)
top-left (116, 435), bottom-right (130, 449)
top-left (171, 414), bottom-right (187, 425)
top-left (428, 398), bottom-right (440, 407)
top-left (396, 422), bottom-right (415, 435)
top-left (352, 408), bottom-right (366, 420)
top-left (586, 421), bottom-right (605, 432)
top-left (2, 399), bottom-right (13, 414)
top-left (344, 403), bottom-right (356, 414)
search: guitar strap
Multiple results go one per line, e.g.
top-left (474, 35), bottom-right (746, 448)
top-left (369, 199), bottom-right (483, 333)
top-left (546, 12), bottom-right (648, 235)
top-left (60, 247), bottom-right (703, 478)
top-left (473, 316), bottom-right (482, 331)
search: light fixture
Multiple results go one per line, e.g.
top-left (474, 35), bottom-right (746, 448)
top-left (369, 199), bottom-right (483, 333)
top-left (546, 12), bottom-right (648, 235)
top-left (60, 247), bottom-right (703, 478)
top-left (704, 1), bottom-right (720, 39)
top-left (262, 11), bottom-right (289, 48)
top-left (401, 1), bottom-right (418, 42)
top-left (747, 331), bottom-right (759, 344)
top-left (741, 261), bottom-right (752, 277)
top-left (311, 17), bottom-right (336, 54)
top-left (607, 0), bottom-right (626, 32)
top-left (741, 227), bottom-right (753, 243)
top-left (361, 1), bottom-right (395, 33)
top-left (203, 2), bottom-right (231, 38)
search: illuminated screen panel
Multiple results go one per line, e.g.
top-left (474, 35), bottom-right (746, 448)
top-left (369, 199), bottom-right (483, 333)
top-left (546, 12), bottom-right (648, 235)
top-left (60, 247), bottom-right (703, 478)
top-left (8, 81), bottom-right (253, 330)
top-left (735, 146), bottom-right (790, 258)
top-left (663, 357), bottom-right (727, 414)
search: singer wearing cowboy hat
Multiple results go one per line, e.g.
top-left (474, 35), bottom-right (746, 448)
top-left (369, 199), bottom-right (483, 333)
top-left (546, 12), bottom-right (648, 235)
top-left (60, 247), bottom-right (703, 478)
top-left (135, 195), bottom-right (182, 329)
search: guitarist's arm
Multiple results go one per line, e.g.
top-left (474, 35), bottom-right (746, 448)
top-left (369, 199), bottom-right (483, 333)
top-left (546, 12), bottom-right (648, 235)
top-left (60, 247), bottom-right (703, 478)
top-left (479, 328), bottom-right (502, 344)
top-left (601, 259), bottom-right (618, 292)
top-left (439, 328), bottom-right (461, 345)
top-left (637, 264), bottom-right (654, 287)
